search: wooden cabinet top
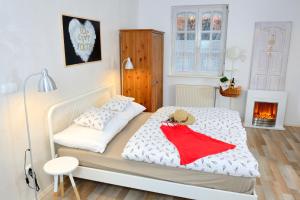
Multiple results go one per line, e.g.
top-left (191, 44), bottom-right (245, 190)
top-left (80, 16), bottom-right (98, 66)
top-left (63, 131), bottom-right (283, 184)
top-left (119, 29), bottom-right (164, 34)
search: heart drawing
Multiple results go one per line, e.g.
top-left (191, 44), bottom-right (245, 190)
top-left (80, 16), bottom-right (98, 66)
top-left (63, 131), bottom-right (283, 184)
top-left (68, 19), bottom-right (96, 62)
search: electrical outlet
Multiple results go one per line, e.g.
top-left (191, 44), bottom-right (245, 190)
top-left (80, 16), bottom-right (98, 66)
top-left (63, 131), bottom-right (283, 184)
top-left (25, 164), bottom-right (31, 176)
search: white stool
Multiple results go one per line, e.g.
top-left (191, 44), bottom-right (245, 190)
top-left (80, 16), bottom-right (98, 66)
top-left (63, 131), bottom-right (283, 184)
top-left (44, 156), bottom-right (80, 200)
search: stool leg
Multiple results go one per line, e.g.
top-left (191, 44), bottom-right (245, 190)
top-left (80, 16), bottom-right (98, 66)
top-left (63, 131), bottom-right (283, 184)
top-left (53, 175), bottom-right (58, 200)
top-left (60, 175), bottom-right (64, 198)
top-left (69, 174), bottom-right (80, 200)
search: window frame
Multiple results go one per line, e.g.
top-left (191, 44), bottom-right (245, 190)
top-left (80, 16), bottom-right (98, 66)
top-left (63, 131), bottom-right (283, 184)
top-left (170, 4), bottom-right (229, 78)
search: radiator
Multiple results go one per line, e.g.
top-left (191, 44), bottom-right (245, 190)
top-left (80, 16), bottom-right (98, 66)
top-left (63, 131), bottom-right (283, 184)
top-left (175, 85), bottom-right (216, 107)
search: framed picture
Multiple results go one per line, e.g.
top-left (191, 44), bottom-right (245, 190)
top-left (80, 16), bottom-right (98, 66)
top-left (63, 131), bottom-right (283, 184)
top-left (62, 15), bottom-right (102, 66)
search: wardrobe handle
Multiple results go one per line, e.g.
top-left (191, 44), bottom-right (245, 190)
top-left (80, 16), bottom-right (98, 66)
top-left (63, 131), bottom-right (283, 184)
top-left (152, 80), bottom-right (159, 85)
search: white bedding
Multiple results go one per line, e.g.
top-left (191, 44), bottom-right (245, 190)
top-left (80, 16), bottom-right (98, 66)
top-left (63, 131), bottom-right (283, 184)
top-left (122, 107), bottom-right (260, 177)
top-left (54, 102), bottom-right (146, 153)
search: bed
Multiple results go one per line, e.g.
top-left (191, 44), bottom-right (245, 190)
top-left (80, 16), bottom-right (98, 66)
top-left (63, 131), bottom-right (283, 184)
top-left (47, 85), bottom-right (258, 200)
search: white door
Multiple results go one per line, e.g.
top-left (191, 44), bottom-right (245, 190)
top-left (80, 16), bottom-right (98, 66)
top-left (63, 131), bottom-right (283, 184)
top-left (250, 22), bottom-right (292, 91)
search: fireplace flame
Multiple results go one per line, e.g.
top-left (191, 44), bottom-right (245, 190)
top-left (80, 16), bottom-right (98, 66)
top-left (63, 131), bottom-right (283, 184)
top-left (255, 112), bottom-right (275, 119)
top-left (253, 102), bottom-right (278, 120)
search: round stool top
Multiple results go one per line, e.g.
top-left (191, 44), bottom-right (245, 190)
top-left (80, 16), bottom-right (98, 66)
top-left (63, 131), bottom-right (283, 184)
top-left (43, 156), bottom-right (79, 175)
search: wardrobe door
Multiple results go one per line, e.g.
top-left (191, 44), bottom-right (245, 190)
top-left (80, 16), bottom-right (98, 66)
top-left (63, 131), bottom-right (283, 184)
top-left (135, 31), bottom-right (152, 110)
top-left (121, 30), bottom-right (152, 110)
top-left (120, 31), bottom-right (135, 97)
top-left (121, 30), bottom-right (163, 112)
top-left (150, 32), bottom-right (164, 112)
top-left (157, 34), bottom-right (164, 109)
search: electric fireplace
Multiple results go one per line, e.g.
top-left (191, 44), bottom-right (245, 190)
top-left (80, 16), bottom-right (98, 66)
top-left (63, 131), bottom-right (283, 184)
top-left (252, 102), bottom-right (278, 127)
top-left (245, 90), bottom-right (287, 130)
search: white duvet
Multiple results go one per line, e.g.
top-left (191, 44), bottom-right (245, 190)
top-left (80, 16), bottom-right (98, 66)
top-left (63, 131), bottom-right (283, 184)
top-left (122, 107), bottom-right (260, 177)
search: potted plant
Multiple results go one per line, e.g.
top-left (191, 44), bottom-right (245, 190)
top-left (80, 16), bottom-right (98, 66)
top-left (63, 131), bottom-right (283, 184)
top-left (219, 76), bottom-right (229, 90)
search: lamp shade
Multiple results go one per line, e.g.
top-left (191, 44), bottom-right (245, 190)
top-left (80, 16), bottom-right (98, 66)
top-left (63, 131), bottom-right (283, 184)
top-left (124, 57), bottom-right (134, 69)
top-left (38, 69), bottom-right (57, 92)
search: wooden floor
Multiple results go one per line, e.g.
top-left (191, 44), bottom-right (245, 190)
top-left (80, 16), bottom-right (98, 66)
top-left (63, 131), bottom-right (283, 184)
top-left (43, 126), bottom-right (300, 200)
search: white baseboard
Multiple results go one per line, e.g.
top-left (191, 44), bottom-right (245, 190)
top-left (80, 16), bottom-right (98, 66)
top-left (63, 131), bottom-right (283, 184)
top-left (38, 183), bottom-right (53, 199)
top-left (284, 123), bottom-right (300, 127)
top-left (243, 121), bottom-right (300, 128)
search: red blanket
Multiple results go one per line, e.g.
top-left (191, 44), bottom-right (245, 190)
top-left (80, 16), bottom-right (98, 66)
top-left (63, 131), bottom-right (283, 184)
top-left (160, 125), bottom-right (236, 165)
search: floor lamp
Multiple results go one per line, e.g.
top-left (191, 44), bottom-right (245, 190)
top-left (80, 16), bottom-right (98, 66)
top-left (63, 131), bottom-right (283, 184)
top-left (23, 68), bottom-right (57, 200)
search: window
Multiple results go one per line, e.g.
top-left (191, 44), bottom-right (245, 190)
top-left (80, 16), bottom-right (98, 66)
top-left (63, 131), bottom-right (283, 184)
top-left (171, 5), bottom-right (228, 77)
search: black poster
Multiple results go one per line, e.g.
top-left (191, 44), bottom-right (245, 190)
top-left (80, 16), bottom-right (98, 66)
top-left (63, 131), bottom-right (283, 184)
top-left (62, 15), bottom-right (102, 66)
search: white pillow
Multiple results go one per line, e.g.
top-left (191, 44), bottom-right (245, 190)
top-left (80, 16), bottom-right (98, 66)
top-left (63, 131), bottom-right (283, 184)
top-left (113, 95), bottom-right (135, 101)
top-left (102, 98), bottom-right (131, 112)
top-left (53, 124), bottom-right (105, 152)
top-left (96, 102), bottom-right (146, 152)
top-left (73, 107), bottom-right (115, 130)
top-left (118, 102), bottom-right (146, 121)
top-left (54, 115), bottom-right (129, 153)
top-left (53, 102), bottom-right (146, 153)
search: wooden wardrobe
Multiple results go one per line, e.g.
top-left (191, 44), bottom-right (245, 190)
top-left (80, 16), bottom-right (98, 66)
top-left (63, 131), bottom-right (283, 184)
top-left (120, 29), bottom-right (164, 112)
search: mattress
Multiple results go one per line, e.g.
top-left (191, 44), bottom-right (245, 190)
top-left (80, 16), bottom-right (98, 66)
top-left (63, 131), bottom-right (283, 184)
top-left (58, 112), bottom-right (256, 194)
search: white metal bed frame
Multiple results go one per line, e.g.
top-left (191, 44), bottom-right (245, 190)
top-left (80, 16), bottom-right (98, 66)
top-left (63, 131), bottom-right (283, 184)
top-left (47, 85), bottom-right (257, 200)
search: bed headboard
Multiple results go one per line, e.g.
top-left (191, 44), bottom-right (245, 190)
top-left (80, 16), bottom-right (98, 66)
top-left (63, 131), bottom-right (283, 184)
top-left (47, 85), bottom-right (115, 158)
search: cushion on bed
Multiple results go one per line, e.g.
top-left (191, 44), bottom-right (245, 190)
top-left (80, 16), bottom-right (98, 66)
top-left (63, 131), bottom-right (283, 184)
top-left (54, 101), bottom-right (146, 153)
top-left (96, 102), bottom-right (145, 152)
top-left (118, 102), bottom-right (146, 121)
top-left (53, 124), bottom-right (105, 152)
top-left (102, 96), bottom-right (134, 112)
top-left (113, 95), bottom-right (135, 102)
top-left (54, 117), bottom-right (129, 153)
top-left (74, 107), bottom-right (115, 130)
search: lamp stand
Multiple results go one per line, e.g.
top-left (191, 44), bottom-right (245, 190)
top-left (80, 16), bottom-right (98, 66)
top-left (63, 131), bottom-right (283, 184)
top-left (22, 68), bottom-right (56, 200)
top-left (120, 58), bottom-right (128, 95)
top-left (23, 73), bottom-right (41, 200)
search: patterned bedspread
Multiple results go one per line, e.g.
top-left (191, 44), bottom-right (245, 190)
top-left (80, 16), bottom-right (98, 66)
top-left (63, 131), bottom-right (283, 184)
top-left (122, 107), bottom-right (260, 177)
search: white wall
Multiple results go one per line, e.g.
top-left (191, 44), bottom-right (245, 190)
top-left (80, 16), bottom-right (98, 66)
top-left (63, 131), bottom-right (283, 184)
top-left (119, 0), bottom-right (139, 29)
top-left (137, 0), bottom-right (300, 126)
top-left (0, 96), bottom-right (19, 200)
top-left (0, 0), bottom-right (138, 199)
top-left (1, 1), bottom-right (299, 199)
